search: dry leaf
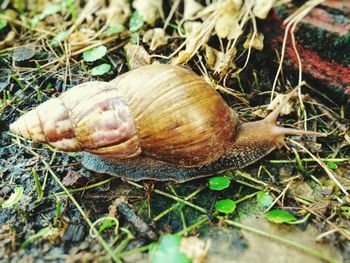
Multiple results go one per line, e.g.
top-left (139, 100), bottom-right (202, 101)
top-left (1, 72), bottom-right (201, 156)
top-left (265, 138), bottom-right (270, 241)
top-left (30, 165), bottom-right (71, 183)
top-left (253, 0), bottom-right (276, 19)
top-left (0, 31), bottom-right (16, 50)
top-left (252, 108), bottom-right (268, 118)
top-left (205, 45), bottom-right (219, 70)
top-left (216, 48), bottom-right (237, 75)
top-left (184, 21), bottom-right (202, 35)
top-left (96, 0), bottom-right (131, 26)
top-left (142, 28), bottom-right (168, 51)
top-left (180, 236), bottom-right (210, 263)
top-left (173, 51), bottom-right (192, 65)
top-left (267, 93), bottom-right (302, 115)
top-left (172, 21), bottom-right (203, 64)
top-left (205, 45), bottom-right (237, 76)
top-left (124, 43), bottom-right (151, 69)
top-left (216, 0), bottom-right (242, 15)
top-left (205, 45), bottom-right (236, 75)
top-left (215, 13), bottom-right (242, 40)
top-left (184, 0), bottom-right (204, 20)
top-left (69, 30), bottom-right (96, 51)
top-left (133, 0), bottom-right (163, 26)
top-left (69, 0), bottom-right (104, 34)
top-left (243, 32), bottom-right (265, 51)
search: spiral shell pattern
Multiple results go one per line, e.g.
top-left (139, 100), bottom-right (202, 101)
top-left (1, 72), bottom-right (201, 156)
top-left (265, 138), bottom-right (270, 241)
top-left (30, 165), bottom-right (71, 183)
top-left (10, 82), bottom-right (140, 159)
top-left (10, 64), bottom-right (237, 167)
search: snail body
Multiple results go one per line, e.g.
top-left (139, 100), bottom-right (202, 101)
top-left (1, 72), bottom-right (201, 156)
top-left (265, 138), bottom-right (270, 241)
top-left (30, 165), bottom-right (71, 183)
top-left (10, 64), bottom-right (322, 182)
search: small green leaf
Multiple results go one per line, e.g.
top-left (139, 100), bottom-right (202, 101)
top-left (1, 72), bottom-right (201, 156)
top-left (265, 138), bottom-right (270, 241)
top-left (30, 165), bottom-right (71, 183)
top-left (83, 45), bottom-right (108, 62)
top-left (130, 33), bottom-right (140, 45)
top-left (31, 3), bottom-right (63, 26)
top-left (215, 199), bottom-right (236, 214)
top-left (327, 161), bottom-right (338, 170)
top-left (2, 186), bottom-right (24, 208)
top-left (90, 63), bottom-right (111, 76)
top-left (105, 25), bottom-right (125, 36)
top-left (0, 20), bottom-right (7, 30)
top-left (149, 235), bottom-right (191, 263)
top-left (256, 191), bottom-right (273, 208)
top-left (209, 176), bottom-right (231, 191)
top-left (43, 4), bottom-right (63, 15)
top-left (129, 11), bottom-right (144, 32)
top-left (50, 31), bottom-right (68, 46)
top-left (266, 209), bottom-right (297, 223)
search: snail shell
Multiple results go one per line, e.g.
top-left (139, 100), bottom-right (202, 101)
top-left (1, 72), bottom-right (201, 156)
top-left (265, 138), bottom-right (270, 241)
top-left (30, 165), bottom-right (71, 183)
top-left (10, 64), bottom-right (323, 181)
top-left (10, 64), bottom-right (238, 167)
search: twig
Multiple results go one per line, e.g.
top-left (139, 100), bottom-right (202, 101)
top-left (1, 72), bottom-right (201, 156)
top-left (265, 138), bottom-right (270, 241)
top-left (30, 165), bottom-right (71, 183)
top-left (288, 139), bottom-right (348, 197)
top-left (264, 182), bottom-right (292, 213)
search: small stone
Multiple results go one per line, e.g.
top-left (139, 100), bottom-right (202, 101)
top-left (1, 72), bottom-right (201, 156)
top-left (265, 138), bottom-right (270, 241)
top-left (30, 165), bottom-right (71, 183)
top-left (13, 45), bottom-right (36, 62)
top-left (321, 188), bottom-right (333, 196)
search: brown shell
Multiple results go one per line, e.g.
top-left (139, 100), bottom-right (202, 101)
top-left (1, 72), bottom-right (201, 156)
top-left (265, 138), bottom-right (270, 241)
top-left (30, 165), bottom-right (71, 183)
top-left (111, 64), bottom-right (237, 166)
top-left (10, 64), bottom-right (238, 167)
top-left (10, 82), bottom-right (140, 159)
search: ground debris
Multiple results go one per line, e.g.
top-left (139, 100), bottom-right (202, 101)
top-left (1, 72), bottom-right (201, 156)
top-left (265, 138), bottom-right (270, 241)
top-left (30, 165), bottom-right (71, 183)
top-left (63, 224), bottom-right (86, 243)
top-left (124, 43), bottom-right (152, 69)
top-left (62, 170), bottom-right (88, 188)
top-left (110, 197), bottom-right (157, 240)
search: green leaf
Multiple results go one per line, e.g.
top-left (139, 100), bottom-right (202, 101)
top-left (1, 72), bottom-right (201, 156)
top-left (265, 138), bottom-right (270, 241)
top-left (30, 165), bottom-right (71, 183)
top-left (31, 3), bottom-right (63, 27)
top-left (130, 33), bottom-right (140, 44)
top-left (256, 191), bottom-right (273, 208)
top-left (266, 209), bottom-right (297, 223)
top-left (209, 176), bottom-right (231, 191)
top-left (129, 11), bottom-right (144, 32)
top-left (2, 186), bottom-right (24, 208)
top-left (91, 63), bottom-right (111, 76)
top-left (42, 4), bottom-right (63, 15)
top-left (50, 31), bottom-right (68, 46)
top-left (83, 45), bottom-right (108, 62)
top-left (105, 25), bottom-right (125, 36)
top-left (0, 20), bottom-right (7, 30)
top-left (327, 161), bottom-right (338, 170)
top-left (149, 235), bottom-right (191, 263)
top-left (215, 199), bottom-right (236, 214)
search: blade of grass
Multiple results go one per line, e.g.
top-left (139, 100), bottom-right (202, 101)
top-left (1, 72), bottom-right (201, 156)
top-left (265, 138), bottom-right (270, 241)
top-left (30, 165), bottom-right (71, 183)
top-left (32, 168), bottom-right (43, 201)
top-left (288, 139), bottom-right (348, 197)
top-left (269, 158), bottom-right (350, 164)
top-left (127, 181), bottom-right (206, 213)
top-left (47, 178), bottom-right (114, 198)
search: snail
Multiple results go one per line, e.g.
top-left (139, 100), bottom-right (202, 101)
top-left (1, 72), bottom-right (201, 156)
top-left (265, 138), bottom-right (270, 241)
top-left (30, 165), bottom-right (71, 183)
top-left (10, 64), bottom-right (324, 182)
